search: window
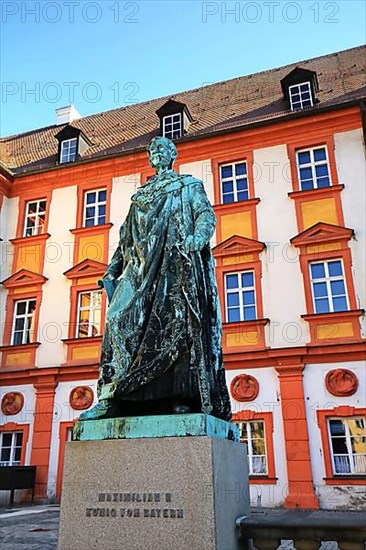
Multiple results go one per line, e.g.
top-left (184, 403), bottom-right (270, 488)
top-left (225, 271), bottom-right (256, 322)
top-left (220, 162), bottom-right (249, 204)
top-left (11, 299), bottom-right (36, 345)
top-left (0, 432), bottom-right (23, 466)
top-left (76, 291), bottom-right (102, 338)
top-left (328, 417), bottom-right (366, 475)
top-left (296, 146), bottom-right (331, 190)
top-left (310, 260), bottom-right (348, 314)
top-left (83, 189), bottom-right (107, 227)
top-left (236, 421), bottom-right (267, 475)
top-left (289, 82), bottom-right (313, 111)
top-left (162, 114), bottom-right (182, 139)
top-left (60, 138), bottom-right (77, 163)
top-left (23, 199), bottom-right (47, 237)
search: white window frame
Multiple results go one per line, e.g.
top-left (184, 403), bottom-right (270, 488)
top-left (60, 138), bottom-right (77, 163)
top-left (83, 189), bottom-right (107, 227)
top-left (11, 299), bottom-right (36, 345)
top-left (296, 146), bottom-right (331, 190)
top-left (309, 259), bottom-right (349, 314)
top-left (328, 416), bottom-right (366, 476)
top-left (225, 271), bottom-right (257, 323)
top-left (0, 431), bottom-right (23, 466)
top-left (76, 290), bottom-right (102, 338)
top-left (162, 113), bottom-right (182, 139)
top-left (289, 82), bottom-right (313, 111)
top-left (236, 420), bottom-right (268, 476)
top-left (23, 199), bottom-right (47, 237)
top-left (220, 161), bottom-right (249, 204)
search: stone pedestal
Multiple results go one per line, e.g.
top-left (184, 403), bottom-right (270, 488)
top-left (58, 415), bottom-right (249, 550)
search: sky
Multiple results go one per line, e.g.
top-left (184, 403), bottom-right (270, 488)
top-left (1, 0), bottom-right (365, 137)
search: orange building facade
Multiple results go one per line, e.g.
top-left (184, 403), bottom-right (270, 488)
top-left (1, 46), bottom-right (365, 509)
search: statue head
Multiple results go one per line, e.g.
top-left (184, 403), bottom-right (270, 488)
top-left (147, 136), bottom-right (178, 171)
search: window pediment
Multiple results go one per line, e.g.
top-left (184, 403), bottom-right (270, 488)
top-left (1, 269), bottom-right (48, 289)
top-left (213, 235), bottom-right (265, 259)
top-left (291, 222), bottom-right (354, 247)
top-left (64, 258), bottom-right (107, 280)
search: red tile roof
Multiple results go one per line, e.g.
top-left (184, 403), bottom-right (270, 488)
top-left (1, 45), bottom-right (365, 175)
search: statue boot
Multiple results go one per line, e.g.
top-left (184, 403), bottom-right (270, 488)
top-left (78, 399), bottom-right (122, 421)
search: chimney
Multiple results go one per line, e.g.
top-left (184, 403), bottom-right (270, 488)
top-left (55, 105), bottom-right (81, 125)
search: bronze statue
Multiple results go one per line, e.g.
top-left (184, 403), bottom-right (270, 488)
top-left (80, 136), bottom-right (231, 421)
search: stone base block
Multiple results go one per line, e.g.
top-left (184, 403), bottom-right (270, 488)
top-left (58, 435), bottom-right (249, 550)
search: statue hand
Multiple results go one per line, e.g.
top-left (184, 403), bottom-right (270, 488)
top-left (185, 234), bottom-right (206, 252)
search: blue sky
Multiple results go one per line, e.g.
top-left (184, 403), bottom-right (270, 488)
top-left (1, 0), bottom-right (365, 136)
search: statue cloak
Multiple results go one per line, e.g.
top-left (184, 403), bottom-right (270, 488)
top-left (98, 171), bottom-right (231, 421)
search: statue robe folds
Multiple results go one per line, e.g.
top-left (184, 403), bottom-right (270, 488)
top-left (98, 172), bottom-right (231, 421)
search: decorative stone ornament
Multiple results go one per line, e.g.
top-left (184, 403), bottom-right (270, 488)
top-left (230, 374), bottom-right (259, 402)
top-left (1, 392), bottom-right (24, 415)
top-left (69, 386), bottom-right (94, 410)
top-left (325, 369), bottom-right (358, 397)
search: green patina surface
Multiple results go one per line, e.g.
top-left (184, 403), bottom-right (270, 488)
top-left (73, 414), bottom-right (239, 442)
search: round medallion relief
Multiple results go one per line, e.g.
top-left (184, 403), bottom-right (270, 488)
top-left (1, 392), bottom-right (24, 416)
top-left (69, 386), bottom-right (94, 410)
top-left (325, 369), bottom-right (358, 397)
top-left (230, 374), bottom-right (259, 402)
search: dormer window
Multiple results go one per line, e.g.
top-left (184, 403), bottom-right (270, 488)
top-left (163, 113), bottom-right (182, 139)
top-left (281, 67), bottom-right (319, 112)
top-left (60, 138), bottom-right (78, 163)
top-left (55, 125), bottom-right (91, 165)
top-left (289, 82), bottom-right (313, 111)
top-left (156, 99), bottom-right (193, 140)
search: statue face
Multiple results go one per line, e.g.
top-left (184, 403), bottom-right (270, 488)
top-left (148, 138), bottom-right (174, 170)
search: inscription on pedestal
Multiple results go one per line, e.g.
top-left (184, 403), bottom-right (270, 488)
top-left (85, 491), bottom-right (184, 519)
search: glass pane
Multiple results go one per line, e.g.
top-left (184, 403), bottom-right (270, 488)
top-left (328, 261), bottom-right (343, 277)
top-left (311, 263), bottom-right (325, 279)
top-left (98, 190), bottom-right (107, 202)
top-left (80, 293), bottom-right (91, 307)
top-left (27, 300), bottom-right (36, 313)
top-left (236, 179), bottom-right (248, 191)
top-left (39, 201), bottom-right (47, 211)
top-left (27, 202), bottom-right (38, 213)
top-left (226, 274), bottom-right (238, 290)
top-left (223, 181), bottom-right (234, 193)
top-left (330, 280), bottom-right (345, 296)
top-left (13, 332), bottom-right (24, 345)
top-left (313, 282), bottom-right (328, 298)
top-left (332, 296), bottom-right (348, 312)
top-left (237, 191), bottom-right (249, 202)
top-left (334, 455), bottom-right (351, 474)
top-left (243, 290), bottom-right (255, 306)
top-left (242, 272), bottom-right (254, 288)
top-left (227, 293), bottom-right (239, 307)
top-left (243, 306), bottom-right (256, 321)
top-left (349, 418), bottom-right (365, 436)
top-left (239, 423), bottom-right (247, 439)
top-left (15, 433), bottom-right (23, 446)
top-left (235, 163), bottom-right (247, 176)
top-left (317, 177), bottom-right (330, 188)
top-left (98, 204), bottom-right (106, 216)
top-left (2, 433), bottom-right (12, 447)
top-left (86, 207), bottom-right (95, 218)
top-left (98, 215), bottom-right (106, 225)
top-left (14, 447), bottom-right (22, 462)
top-left (15, 318), bottom-right (25, 331)
top-left (329, 419), bottom-right (346, 436)
top-left (16, 302), bottom-right (27, 315)
top-left (351, 437), bottom-right (366, 454)
top-left (85, 218), bottom-right (95, 227)
top-left (314, 148), bottom-right (326, 162)
top-left (315, 298), bottom-right (330, 313)
top-left (252, 456), bottom-right (267, 474)
top-left (297, 151), bottom-right (311, 164)
top-left (228, 308), bottom-right (240, 323)
top-left (86, 192), bottom-right (96, 204)
top-left (300, 83), bottom-right (309, 92)
top-left (315, 164), bottom-right (329, 177)
top-left (1, 448), bottom-right (11, 462)
top-left (299, 167), bottom-right (313, 181)
top-left (223, 193), bottom-right (234, 204)
top-left (250, 422), bottom-right (265, 438)
top-left (301, 180), bottom-right (314, 191)
top-left (252, 439), bottom-right (266, 455)
top-left (221, 166), bottom-right (232, 179)
top-left (331, 438), bottom-right (348, 454)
